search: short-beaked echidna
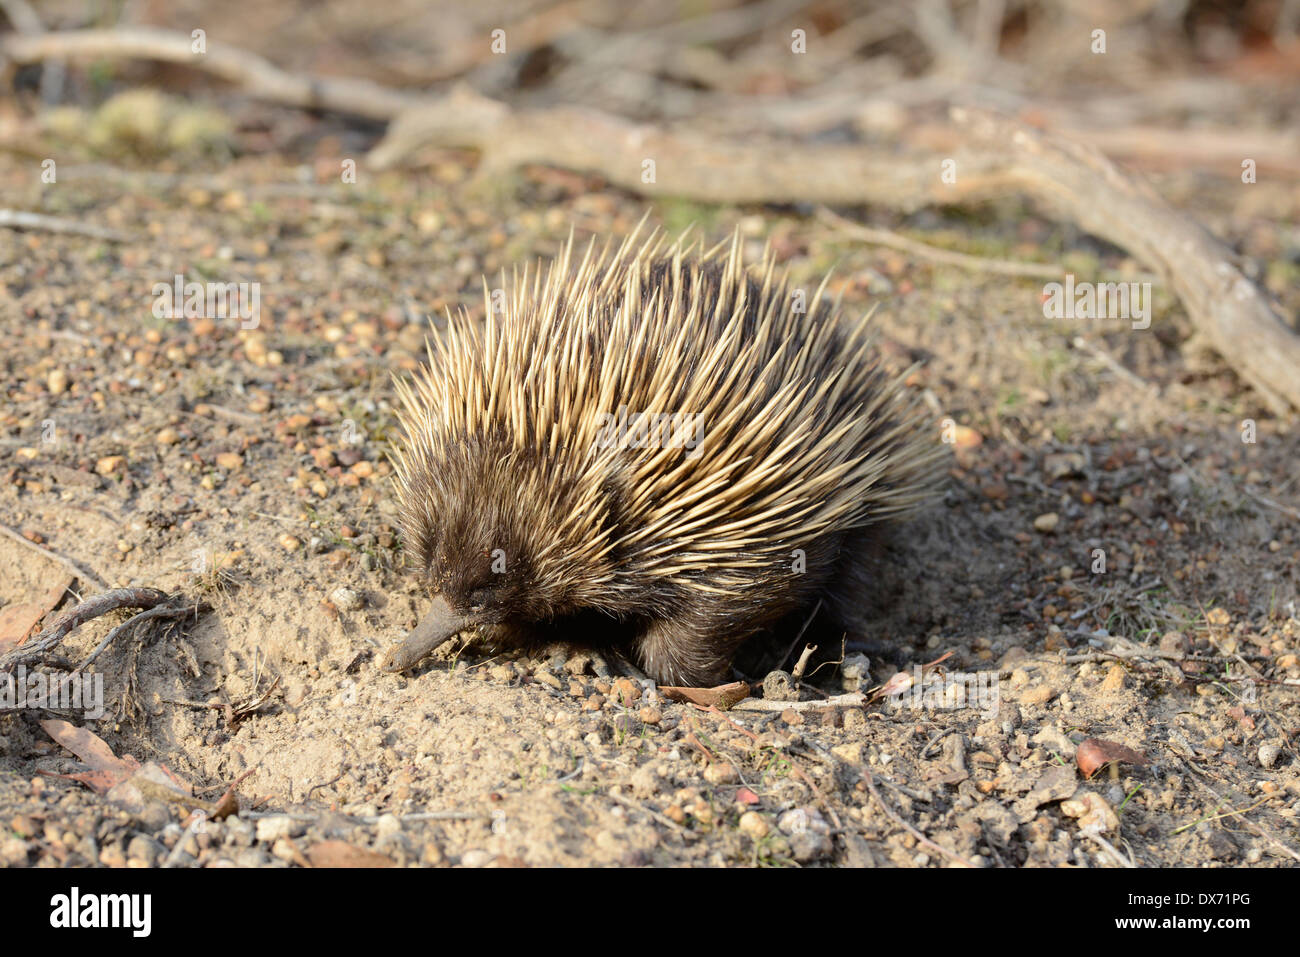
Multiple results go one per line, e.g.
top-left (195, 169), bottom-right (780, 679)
top-left (381, 226), bottom-right (944, 686)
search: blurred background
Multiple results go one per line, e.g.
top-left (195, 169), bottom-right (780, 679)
top-left (4, 0), bottom-right (1299, 179)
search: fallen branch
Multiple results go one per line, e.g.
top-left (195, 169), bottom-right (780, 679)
top-left (730, 691), bottom-right (866, 712)
top-left (6, 26), bottom-right (1297, 410)
top-left (0, 587), bottom-right (169, 672)
top-left (72, 601), bottom-right (200, 676)
top-left (0, 27), bottom-right (420, 119)
top-left (0, 208), bottom-right (132, 242)
top-left (372, 94), bottom-right (1300, 410)
top-left (952, 108), bottom-right (1300, 414)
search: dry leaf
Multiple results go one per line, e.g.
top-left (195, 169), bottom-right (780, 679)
top-left (41, 719), bottom-right (135, 788)
top-left (658, 681), bottom-right (750, 709)
top-left (1076, 737), bottom-right (1148, 779)
top-left (0, 575), bottom-right (73, 653)
top-left (306, 840), bottom-right (395, 868)
top-left (41, 719), bottom-right (194, 812)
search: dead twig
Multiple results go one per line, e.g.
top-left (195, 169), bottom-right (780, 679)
top-left (1242, 489), bottom-right (1300, 522)
top-left (0, 522), bottom-right (109, 589)
top-left (1, 587), bottom-right (169, 672)
top-left (684, 729), bottom-right (716, 765)
top-left (731, 692), bottom-right (866, 712)
top-left (699, 704), bottom-right (760, 743)
top-left (608, 789), bottom-right (699, 841)
top-left (1080, 829), bottom-right (1136, 868)
top-left (860, 769), bottom-right (976, 868)
top-left (0, 208), bottom-right (132, 242)
top-left (790, 644), bottom-right (817, 682)
top-left (1176, 755), bottom-right (1300, 864)
top-left (819, 206), bottom-right (1067, 280)
top-left (0, 27), bottom-right (420, 119)
top-left (1071, 336), bottom-right (1157, 394)
top-left (72, 601), bottom-right (200, 675)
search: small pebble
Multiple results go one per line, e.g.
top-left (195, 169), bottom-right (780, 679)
top-left (1258, 743), bottom-right (1281, 769)
top-left (703, 762), bottom-right (739, 785)
top-left (255, 815), bottom-right (296, 843)
top-left (330, 587), bottom-right (363, 612)
top-left (738, 811), bottom-right (768, 839)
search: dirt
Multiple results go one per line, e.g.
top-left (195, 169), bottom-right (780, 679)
top-left (2, 91), bottom-right (1300, 867)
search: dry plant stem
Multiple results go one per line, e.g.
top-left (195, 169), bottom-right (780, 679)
top-left (72, 602), bottom-right (197, 675)
top-left (699, 704), bottom-right (760, 742)
top-left (0, 27), bottom-right (420, 119)
top-left (0, 588), bottom-right (169, 671)
top-left (817, 206), bottom-right (1069, 279)
top-left (608, 789), bottom-right (699, 841)
top-left (1243, 489), bottom-right (1300, 522)
top-left (684, 730), bottom-right (716, 765)
top-left (1178, 757), bottom-right (1300, 863)
top-left (0, 208), bottom-right (132, 242)
top-left (790, 644), bottom-right (817, 682)
top-left (0, 522), bottom-right (110, 588)
top-left (784, 759), bottom-right (843, 832)
top-left (232, 675), bottom-right (282, 723)
top-left (1080, 829), bottom-right (1136, 868)
top-left (730, 692), bottom-right (866, 712)
top-left (859, 769), bottom-right (974, 868)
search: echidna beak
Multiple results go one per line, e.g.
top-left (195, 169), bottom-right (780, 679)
top-left (379, 595), bottom-right (476, 673)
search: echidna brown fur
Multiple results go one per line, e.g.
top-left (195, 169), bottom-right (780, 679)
top-left (382, 224), bottom-right (945, 686)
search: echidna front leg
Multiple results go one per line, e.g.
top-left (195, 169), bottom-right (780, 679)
top-left (634, 616), bottom-right (737, 687)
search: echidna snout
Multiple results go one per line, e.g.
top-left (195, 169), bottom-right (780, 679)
top-left (381, 227), bottom-right (945, 685)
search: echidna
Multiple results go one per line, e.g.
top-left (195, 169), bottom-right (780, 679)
top-left (381, 225), bottom-right (944, 686)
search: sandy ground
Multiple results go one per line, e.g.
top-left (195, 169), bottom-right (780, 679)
top-left (1, 106), bottom-right (1299, 867)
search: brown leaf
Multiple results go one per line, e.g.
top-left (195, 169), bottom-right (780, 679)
top-left (1077, 737), bottom-right (1149, 779)
top-left (0, 575), bottom-right (73, 653)
top-left (40, 719), bottom-right (194, 811)
top-left (40, 719), bottom-right (134, 784)
top-left (659, 681), bottom-right (750, 710)
top-left (876, 670), bottom-right (914, 698)
top-left (306, 841), bottom-right (395, 868)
